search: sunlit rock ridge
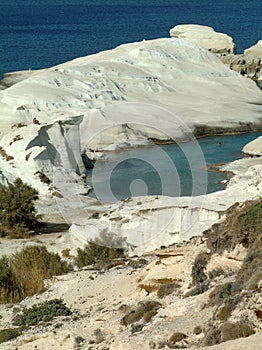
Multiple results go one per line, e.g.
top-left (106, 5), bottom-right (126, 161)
top-left (0, 38), bottom-right (262, 191)
top-left (0, 33), bottom-right (261, 255)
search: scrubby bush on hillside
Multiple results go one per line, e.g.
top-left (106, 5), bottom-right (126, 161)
top-left (0, 246), bottom-right (72, 304)
top-left (76, 231), bottom-right (126, 268)
top-left (186, 251), bottom-right (210, 296)
top-left (0, 178), bottom-right (39, 237)
top-left (206, 200), bottom-right (262, 254)
top-left (13, 299), bottom-right (72, 326)
top-left (191, 251), bottom-right (209, 286)
top-left (0, 328), bottom-right (21, 344)
top-left (200, 200), bottom-right (261, 344)
top-left (206, 199), bottom-right (262, 295)
top-left (121, 300), bottom-right (161, 327)
top-left (76, 241), bottom-right (125, 268)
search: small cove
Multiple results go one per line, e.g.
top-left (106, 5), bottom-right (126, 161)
top-left (86, 132), bottom-right (262, 201)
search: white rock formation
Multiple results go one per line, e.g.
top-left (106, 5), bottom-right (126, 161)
top-left (69, 157), bottom-right (262, 256)
top-left (244, 39), bottom-right (262, 57)
top-left (0, 38), bottom-right (261, 137)
top-left (0, 117), bottom-right (88, 195)
top-left (137, 246), bottom-right (204, 292)
top-left (0, 38), bottom-right (261, 192)
top-left (169, 24), bottom-right (236, 54)
top-left (242, 136), bottom-right (262, 156)
top-left (0, 69), bottom-right (43, 89)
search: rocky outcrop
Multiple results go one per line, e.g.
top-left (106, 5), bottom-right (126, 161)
top-left (0, 117), bottom-right (89, 195)
top-left (0, 37), bottom-right (262, 192)
top-left (1, 38), bottom-right (262, 138)
top-left (219, 54), bottom-right (262, 81)
top-left (168, 24), bottom-right (262, 81)
top-left (137, 246), bottom-right (204, 293)
top-left (169, 24), bottom-right (236, 54)
top-left (0, 70), bottom-right (43, 90)
top-left (69, 157), bottom-right (262, 256)
top-left (244, 40), bottom-right (262, 57)
top-left (242, 136), bottom-right (262, 156)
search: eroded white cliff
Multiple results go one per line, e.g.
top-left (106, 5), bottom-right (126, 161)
top-left (0, 38), bottom-right (261, 193)
top-left (0, 38), bottom-right (262, 138)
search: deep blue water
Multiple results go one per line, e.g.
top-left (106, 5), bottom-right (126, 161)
top-left (0, 0), bottom-right (261, 79)
top-left (87, 132), bottom-right (262, 201)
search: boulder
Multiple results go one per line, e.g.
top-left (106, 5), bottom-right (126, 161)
top-left (206, 254), bottom-right (243, 276)
top-left (244, 40), bottom-right (262, 57)
top-left (136, 246), bottom-right (204, 292)
top-left (242, 136), bottom-right (262, 156)
top-left (169, 24), bottom-right (236, 54)
top-left (219, 54), bottom-right (262, 81)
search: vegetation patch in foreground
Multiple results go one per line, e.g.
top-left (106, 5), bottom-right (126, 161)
top-left (13, 299), bottom-right (72, 326)
top-left (76, 232), bottom-right (126, 268)
top-left (0, 246), bottom-right (72, 304)
top-left (199, 199), bottom-right (261, 346)
top-left (0, 178), bottom-right (39, 238)
top-left (0, 328), bottom-right (21, 344)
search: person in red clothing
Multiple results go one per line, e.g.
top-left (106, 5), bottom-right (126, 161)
top-left (33, 117), bottom-right (40, 125)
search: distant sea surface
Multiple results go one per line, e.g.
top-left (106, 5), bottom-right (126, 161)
top-left (0, 0), bottom-right (261, 79)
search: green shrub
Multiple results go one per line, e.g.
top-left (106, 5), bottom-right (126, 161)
top-left (185, 281), bottom-right (210, 297)
top-left (75, 335), bottom-right (85, 344)
top-left (208, 282), bottom-right (233, 307)
top-left (0, 256), bottom-right (13, 304)
top-left (13, 299), bottom-right (72, 326)
top-left (206, 200), bottom-right (262, 254)
top-left (142, 309), bottom-right (158, 323)
top-left (216, 302), bottom-right (235, 321)
top-left (234, 250), bottom-right (262, 292)
top-left (121, 309), bottom-right (144, 326)
top-left (0, 178), bottom-right (39, 237)
top-left (76, 241), bottom-right (125, 268)
top-left (121, 300), bottom-right (161, 326)
top-left (234, 202), bottom-right (262, 248)
top-left (0, 246), bottom-right (72, 304)
top-left (203, 321), bottom-right (255, 346)
top-left (0, 328), bottom-right (21, 344)
top-left (128, 258), bottom-right (148, 268)
top-left (201, 200), bottom-right (261, 343)
top-left (191, 252), bottom-right (209, 286)
top-left (193, 326), bottom-right (202, 335)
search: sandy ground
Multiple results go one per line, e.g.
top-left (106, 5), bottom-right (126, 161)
top-left (0, 211), bottom-right (73, 258)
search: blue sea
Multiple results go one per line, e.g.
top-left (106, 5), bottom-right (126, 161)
top-left (0, 0), bottom-right (261, 79)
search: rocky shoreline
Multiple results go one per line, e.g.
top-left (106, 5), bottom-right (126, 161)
top-left (170, 24), bottom-right (262, 82)
top-left (0, 24), bottom-right (261, 349)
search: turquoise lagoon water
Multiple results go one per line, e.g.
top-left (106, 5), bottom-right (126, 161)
top-left (87, 132), bottom-right (262, 201)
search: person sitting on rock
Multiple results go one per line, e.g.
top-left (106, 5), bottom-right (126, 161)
top-left (33, 117), bottom-right (40, 125)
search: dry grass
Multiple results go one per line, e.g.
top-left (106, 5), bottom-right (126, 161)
top-left (0, 246), bottom-right (72, 304)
